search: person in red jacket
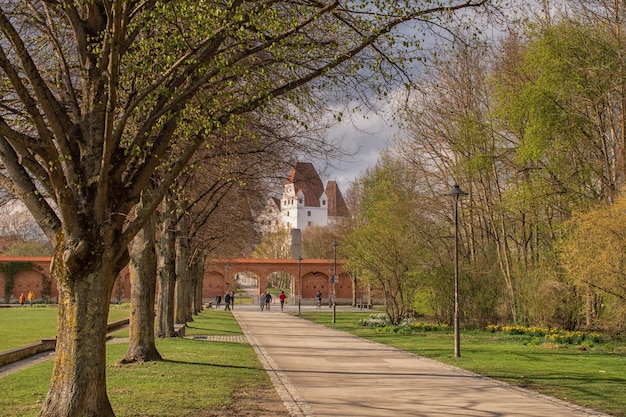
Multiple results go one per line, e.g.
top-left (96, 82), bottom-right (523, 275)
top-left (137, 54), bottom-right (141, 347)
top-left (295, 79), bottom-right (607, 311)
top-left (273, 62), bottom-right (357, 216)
top-left (279, 290), bottom-right (286, 311)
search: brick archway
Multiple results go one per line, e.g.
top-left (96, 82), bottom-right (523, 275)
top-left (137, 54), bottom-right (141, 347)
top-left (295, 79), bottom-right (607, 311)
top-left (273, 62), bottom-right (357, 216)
top-left (205, 258), bottom-right (350, 304)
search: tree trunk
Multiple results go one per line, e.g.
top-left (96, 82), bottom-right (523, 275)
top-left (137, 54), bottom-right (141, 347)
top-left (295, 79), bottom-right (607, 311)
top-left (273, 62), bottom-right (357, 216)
top-left (121, 204), bottom-right (162, 363)
top-left (156, 195), bottom-right (177, 338)
top-left (351, 273), bottom-right (357, 307)
top-left (38, 246), bottom-right (121, 417)
top-left (174, 216), bottom-right (192, 324)
top-left (191, 257), bottom-right (205, 315)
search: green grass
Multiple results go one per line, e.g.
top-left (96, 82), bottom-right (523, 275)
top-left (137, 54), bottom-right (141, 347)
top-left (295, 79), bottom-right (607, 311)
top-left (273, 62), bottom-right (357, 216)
top-left (300, 310), bottom-right (626, 417)
top-left (0, 305), bottom-right (130, 351)
top-left (0, 309), bottom-right (272, 417)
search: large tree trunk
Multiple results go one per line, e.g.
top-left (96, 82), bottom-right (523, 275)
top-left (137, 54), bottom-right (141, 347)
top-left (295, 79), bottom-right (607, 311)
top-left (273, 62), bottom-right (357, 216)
top-left (39, 245), bottom-right (122, 417)
top-left (121, 203), bottom-right (162, 363)
top-left (156, 195), bottom-right (177, 338)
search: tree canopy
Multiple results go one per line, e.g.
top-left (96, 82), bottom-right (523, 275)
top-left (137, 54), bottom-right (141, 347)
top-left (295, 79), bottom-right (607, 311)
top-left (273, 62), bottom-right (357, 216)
top-left (0, 1), bottom-right (493, 415)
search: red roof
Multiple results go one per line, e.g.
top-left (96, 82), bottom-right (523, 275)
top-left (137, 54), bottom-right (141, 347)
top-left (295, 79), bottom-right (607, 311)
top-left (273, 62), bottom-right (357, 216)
top-left (287, 162), bottom-right (325, 207)
top-left (325, 180), bottom-right (348, 217)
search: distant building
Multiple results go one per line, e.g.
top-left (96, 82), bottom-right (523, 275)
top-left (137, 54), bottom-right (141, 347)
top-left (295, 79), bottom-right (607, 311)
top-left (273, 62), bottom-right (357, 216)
top-left (259, 162), bottom-right (348, 234)
top-left (279, 162), bottom-right (347, 230)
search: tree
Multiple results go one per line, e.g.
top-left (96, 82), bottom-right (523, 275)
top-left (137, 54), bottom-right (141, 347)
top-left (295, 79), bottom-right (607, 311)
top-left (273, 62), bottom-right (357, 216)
top-left (253, 226), bottom-right (292, 259)
top-left (0, 205), bottom-right (48, 243)
top-left (2, 240), bottom-right (52, 256)
top-left (120, 191), bottom-right (162, 363)
top-left (302, 224), bottom-right (338, 258)
top-left (560, 194), bottom-right (626, 331)
top-left (0, 1), bottom-right (492, 415)
top-left (343, 156), bottom-right (430, 324)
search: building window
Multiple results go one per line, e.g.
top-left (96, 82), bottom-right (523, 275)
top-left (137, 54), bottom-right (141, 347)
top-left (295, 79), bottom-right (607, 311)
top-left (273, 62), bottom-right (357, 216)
top-left (299, 198), bottom-right (303, 204)
top-left (307, 221), bottom-right (312, 226)
top-left (287, 211), bottom-right (289, 216)
top-left (322, 200), bottom-right (326, 205)
top-left (307, 211), bottom-right (311, 216)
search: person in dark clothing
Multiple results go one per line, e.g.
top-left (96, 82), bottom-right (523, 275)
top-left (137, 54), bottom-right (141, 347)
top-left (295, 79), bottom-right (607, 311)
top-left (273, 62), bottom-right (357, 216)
top-left (215, 294), bottom-right (222, 308)
top-left (264, 292), bottom-right (272, 311)
top-left (224, 292), bottom-right (231, 311)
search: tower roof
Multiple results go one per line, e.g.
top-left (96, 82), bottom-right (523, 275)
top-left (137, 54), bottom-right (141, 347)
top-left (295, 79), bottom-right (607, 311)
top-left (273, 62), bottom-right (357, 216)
top-left (325, 180), bottom-right (348, 217)
top-left (287, 162), bottom-right (325, 207)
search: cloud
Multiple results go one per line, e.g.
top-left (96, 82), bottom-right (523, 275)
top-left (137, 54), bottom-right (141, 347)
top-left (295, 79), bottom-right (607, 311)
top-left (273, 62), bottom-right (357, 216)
top-left (318, 98), bottom-right (401, 194)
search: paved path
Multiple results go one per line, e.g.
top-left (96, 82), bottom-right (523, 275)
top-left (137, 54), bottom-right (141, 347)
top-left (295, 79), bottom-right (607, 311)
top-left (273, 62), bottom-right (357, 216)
top-left (234, 306), bottom-right (610, 417)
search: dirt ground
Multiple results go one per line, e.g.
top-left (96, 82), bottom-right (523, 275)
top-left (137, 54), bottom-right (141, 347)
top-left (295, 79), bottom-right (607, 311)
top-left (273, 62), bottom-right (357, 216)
top-left (196, 384), bottom-right (291, 417)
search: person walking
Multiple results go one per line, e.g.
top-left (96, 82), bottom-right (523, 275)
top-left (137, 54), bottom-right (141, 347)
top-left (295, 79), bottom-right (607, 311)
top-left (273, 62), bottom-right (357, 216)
top-left (279, 290), bottom-right (286, 311)
top-left (19, 293), bottom-right (25, 307)
top-left (215, 294), bottom-right (222, 309)
top-left (259, 293), bottom-right (265, 311)
top-left (230, 291), bottom-right (235, 310)
top-left (264, 292), bottom-right (272, 311)
top-left (315, 291), bottom-right (322, 309)
top-left (224, 292), bottom-right (231, 311)
top-left (28, 290), bottom-right (35, 307)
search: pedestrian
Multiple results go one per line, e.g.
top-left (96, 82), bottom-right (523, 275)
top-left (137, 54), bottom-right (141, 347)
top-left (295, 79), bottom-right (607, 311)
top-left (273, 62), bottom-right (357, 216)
top-left (264, 292), bottom-right (272, 311)
top-left (224, 292), bottom-right (231, 311)
top-left (230, 291), bottom-right (235, 310)
top-left (215, 294), bottom-right (222, 309)
top-left (315, 291), bottom-right (322, 309)
top-left (279, 290), bottom-right (286, 311)
top-left (28, 290), bottom-right (35, 307)
top-left (19, 293), bottom-right (25, 307)
top-left (259, 293), bottom-right (265, 311)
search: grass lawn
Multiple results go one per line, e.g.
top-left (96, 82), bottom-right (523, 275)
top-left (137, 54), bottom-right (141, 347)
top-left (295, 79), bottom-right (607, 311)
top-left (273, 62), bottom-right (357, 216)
top-left (3, 306), bottom-right (626, 416)
top-left (300, 310), bottom-right (626, 417)
top-left (0, 305), bottom-right (130, 351)
top-left (0, 309), bottom-right (282, 417)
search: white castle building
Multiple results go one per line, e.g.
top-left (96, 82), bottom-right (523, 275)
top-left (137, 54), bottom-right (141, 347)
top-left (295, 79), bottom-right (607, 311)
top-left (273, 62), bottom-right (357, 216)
top-left (259, 162), bottom-right (348, 234)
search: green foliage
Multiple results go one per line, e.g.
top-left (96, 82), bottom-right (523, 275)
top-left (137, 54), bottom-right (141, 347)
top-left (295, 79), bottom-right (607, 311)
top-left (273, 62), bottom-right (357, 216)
top-left (252, 226), bottom-right (291, 259)
top-left (559, 195), bottom-right (626, 332)
top-left (302, 225), bottom-right (339, 258)
top-left (0, 261), bottom-right (34, 304)
top-left (486, 324), bottom-right (603, 345)
top-left (492, 19), bottom-right (620, 203)
top-left (2, 241), bottom-right (52, 256)
top-left (343, 157), bottom-right (436, 324)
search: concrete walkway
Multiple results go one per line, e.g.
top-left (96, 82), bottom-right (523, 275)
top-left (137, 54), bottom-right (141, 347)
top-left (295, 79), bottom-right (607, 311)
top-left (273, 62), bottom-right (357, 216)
top-left (234, 305), bottom-right (610, 417)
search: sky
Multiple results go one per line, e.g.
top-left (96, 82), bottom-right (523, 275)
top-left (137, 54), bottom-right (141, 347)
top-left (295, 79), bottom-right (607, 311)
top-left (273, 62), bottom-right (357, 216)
top-left (317, 107), bottom-right (399, 195)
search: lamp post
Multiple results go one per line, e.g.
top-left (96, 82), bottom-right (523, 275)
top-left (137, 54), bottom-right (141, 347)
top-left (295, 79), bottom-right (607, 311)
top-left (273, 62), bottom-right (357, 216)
top-left (224, 263), bottom-right (230, 303)
top-left (445, 184), bottom-right (467, 358)
top-left (331, 240), bottom-right (338, 324)
top-left (298, 256), bottom-right (302, 315)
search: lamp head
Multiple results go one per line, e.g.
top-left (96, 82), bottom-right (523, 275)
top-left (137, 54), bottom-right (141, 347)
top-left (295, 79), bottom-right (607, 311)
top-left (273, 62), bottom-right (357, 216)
top-left (445, 184), bottom-right (467, 200)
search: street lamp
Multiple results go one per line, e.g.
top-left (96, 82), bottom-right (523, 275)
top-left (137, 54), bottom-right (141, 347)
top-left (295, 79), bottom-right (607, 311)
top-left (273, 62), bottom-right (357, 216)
top-left (331, 240), bottom-right (338, 324)
top-left (445, 184), bottom-right (467, 358)
top-left (298, 256), bottom-right (302, 315)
